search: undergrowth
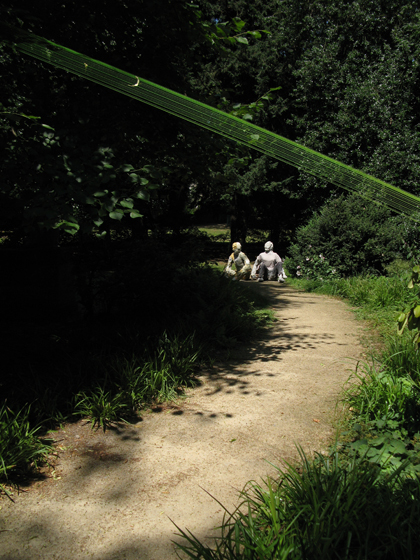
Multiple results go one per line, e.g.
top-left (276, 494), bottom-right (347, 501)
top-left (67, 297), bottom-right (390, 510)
top-left (1, 264), bottom-right (271, 483)
top-left (176, 449), bottom-right (420, 559)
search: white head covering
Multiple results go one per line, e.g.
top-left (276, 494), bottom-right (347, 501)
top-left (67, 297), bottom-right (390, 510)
top-left (264, 241), bottom-right (273, 252)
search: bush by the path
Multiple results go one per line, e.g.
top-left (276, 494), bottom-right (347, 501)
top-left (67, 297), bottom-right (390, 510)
top-left (287, 194), bottom-right (404, 278)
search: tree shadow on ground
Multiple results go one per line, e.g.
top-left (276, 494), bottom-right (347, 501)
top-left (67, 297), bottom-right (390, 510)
top-left (192, 282), bottom-right (348, 393)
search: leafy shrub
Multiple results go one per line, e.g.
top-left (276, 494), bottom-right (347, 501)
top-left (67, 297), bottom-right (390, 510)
top-left (287, 194), bottom-right (403, 278)
top-left (292, 252), bottom-right (339, 281)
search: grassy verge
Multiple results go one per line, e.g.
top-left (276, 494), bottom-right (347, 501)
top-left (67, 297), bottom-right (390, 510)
top-left (175, 273), bottom-right (420, 559)
top-left (1, 265), bottom-right (272, 485)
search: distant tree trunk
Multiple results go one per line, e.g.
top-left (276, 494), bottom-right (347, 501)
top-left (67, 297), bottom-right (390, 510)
top-left (230, 193), bottom-right (247, 247)
top-left (270, 224), bottom-right (281, 248)
top-left (269, 192), bottom-right (282, 250)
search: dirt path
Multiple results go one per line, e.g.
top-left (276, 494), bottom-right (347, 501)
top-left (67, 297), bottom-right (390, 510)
top-left (0, 284), bottom-right (364, 560)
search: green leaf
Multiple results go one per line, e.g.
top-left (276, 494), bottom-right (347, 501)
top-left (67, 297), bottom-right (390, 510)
top-left (122, 164), bottom-right (134, 172)
top-left (120, 199), bottom-right (134, 209)
top-left (93, 218), bottom-right (103, 227)
top-left (371, 436), bottom-right (386, 447)
top-left (232, 17), bottom-right (246, 32)
top-left (250, 134), bottom-right (260, 141)
top-left (109, 211), bottom-right (123, 220)
top-left (215, 26), bottom-right (227, 37)
top-left (389, 440), bottom-right (407, 454)
top-left (130, 211), bottom-right (142, 218)
top-left (249, 31), bottom-right (261, 39)
top-left (53, 221), bottom-right (80, 234)
top-left (94, 191), bottom-right (107, 197)
top-left (236, 36), bottom-right (249, 45)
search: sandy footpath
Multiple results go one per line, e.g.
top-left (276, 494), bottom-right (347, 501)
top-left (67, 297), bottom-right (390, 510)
top-left (0, 284), bottom-right (364, 560)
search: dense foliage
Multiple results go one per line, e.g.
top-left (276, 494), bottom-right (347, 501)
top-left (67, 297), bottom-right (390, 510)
top-left (191, 0), bottom-right (420, 247)
top-left (3, 0), bottom-right (420, 246)
top-left (286, 194), bottom-right (404, 278)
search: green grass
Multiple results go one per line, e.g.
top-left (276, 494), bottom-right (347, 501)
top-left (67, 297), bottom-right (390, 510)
top-left (0, 404), bottom-right (53, 479)
top-left (198, 226), bottom-right (230, 242)
top-left (286, 273), bottom-right (419, 335)
top-left (175, 449), bottom-right (420, 559)
top-left (197, 226), bottom-right (271, 244)
top-left (199, 227), bottom-right (229, 236)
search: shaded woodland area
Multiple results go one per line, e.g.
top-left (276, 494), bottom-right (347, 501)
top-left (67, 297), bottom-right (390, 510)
top-left (3, 3), bottom-right (420, 557)
top-left (2, 0), bottom-right (420, 483)
top-left (1, 0), bottom-right (420, 424)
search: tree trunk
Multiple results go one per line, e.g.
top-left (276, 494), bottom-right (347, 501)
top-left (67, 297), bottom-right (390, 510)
top-left (230, 194), bottom-right (247, 247)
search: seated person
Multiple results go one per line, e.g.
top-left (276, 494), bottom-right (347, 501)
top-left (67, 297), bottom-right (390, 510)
top-left (251, 241), bottom-right (287, 283)
top-left (224, 242), bottom-right (252, 280)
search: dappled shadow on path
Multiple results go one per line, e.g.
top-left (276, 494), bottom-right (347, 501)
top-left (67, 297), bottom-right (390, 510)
top-left (191, 283), bottom-right (349, 396)
top-left (0, 511), bottom-right (181, 560)
top-left (0, 283), bottom-right (359, 560)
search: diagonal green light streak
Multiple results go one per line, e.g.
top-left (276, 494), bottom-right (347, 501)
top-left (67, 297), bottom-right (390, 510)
top-left (8, 27), bottom-right (420, 221)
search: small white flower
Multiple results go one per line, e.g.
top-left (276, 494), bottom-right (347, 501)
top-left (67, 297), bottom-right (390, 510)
top-left (306, 257), bottom-right (310, 261)
top-left (296, 271), bottom-right (302, 276)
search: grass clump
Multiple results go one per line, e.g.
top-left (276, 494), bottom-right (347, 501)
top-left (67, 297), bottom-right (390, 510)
top-left (0, 403), bottom-right (53, 480)
top-left (176, 450), bottom-right (420, 559)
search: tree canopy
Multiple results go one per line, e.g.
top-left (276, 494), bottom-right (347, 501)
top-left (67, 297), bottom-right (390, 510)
top-left (1, 0), bottom-right (420, 248)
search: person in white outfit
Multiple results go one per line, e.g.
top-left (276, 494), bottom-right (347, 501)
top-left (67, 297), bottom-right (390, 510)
top-left (224, 242), bottom-right (252, 280)
top-left (251, 241), bottom-right (287, 283)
